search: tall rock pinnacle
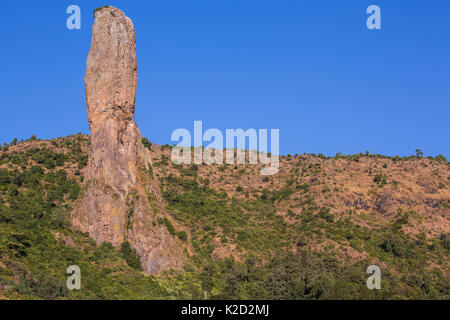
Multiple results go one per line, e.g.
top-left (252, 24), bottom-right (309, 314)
top-left (72, 6), bottom-right (184, 274)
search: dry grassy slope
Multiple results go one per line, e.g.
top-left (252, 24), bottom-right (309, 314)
top-left (0, 135), bottom-right (89, 183)
top-left (150, 145), bottom-right (450, 258)
top-left (3, 136), bottom-right (449, 263)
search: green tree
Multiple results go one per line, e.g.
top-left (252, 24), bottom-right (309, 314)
top-left (120, 241), bottom-right (142, 270)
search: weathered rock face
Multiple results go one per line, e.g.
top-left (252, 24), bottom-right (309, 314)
top-left (72, 6), bottom-right (184, 274)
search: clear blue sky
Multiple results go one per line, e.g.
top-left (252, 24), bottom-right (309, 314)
top-left (1, 0), bottom-right (449, 157)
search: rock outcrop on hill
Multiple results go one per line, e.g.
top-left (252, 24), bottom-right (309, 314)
top-left (71, 6), bottom-right (184, 274)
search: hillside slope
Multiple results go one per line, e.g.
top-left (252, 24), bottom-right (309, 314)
top-left (0, 135), bottom-right (448, 299)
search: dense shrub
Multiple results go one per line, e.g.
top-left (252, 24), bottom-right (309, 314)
top-left (120, 241), bottom-right (142, 270)
top-left (177, 231), bottom-right (188, 242)
top-left (163, 217), bottom-right (176, 236)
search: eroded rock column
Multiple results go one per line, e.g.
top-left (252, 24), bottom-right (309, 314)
top-left (72, 6), bottom-right (184, 274)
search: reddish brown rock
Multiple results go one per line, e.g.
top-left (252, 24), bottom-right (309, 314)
top-left (72, 6), bottom-right (184, 274)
